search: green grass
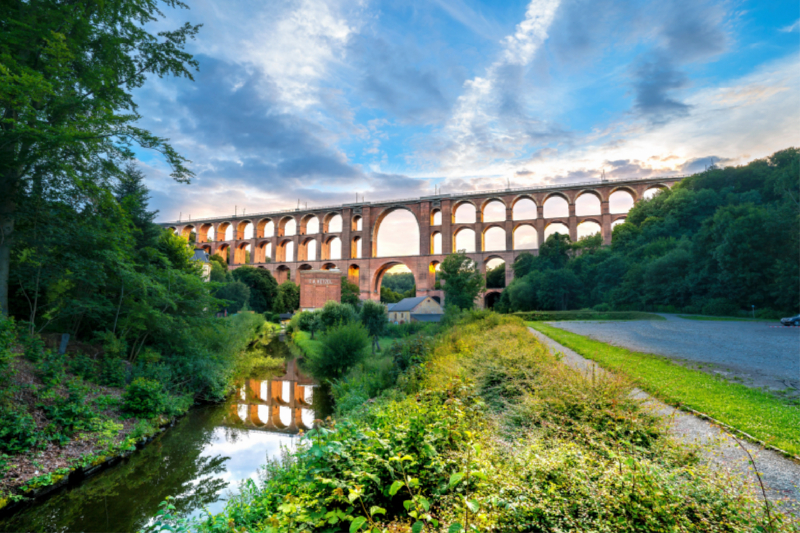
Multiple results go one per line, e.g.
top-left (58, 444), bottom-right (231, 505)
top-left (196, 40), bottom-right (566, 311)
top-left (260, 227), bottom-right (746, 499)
top-left (676, 314), bottom-right (775, 322)
top-left (527, 322), bottom-right (800, 457)
top-left (514, 310), bottom-right (665, 321)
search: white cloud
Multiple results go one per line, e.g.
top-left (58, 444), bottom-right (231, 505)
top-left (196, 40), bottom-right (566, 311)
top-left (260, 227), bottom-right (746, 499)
top-left (779, 19), bottom-right (799, 33)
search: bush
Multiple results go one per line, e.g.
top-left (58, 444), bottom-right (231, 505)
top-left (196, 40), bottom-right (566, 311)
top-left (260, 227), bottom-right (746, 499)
top-left (41, 379), bottom-right (100, 439)
top-left (0, 408), bottom-right (39, 454)
top-left (701, 298), bottom-right (739, 317)
top-left (36, 350), bottom-right (66, 386)
top-left (385, 321), bottom-right (430, 338)
top-left (592, 303), bottom-right (611, 312)
top-left (20, 330), bottom-right (45, 362)
top-left (305, 321), bottom-right (369, 382)
top-left (98, 354), bottom-right (127, 387)
top-left (68, 352), bottom-right (96, 380)
top-left (123, 377), bottom-right (167, 418)
top-left (318, 301), bottom-right (358, 331)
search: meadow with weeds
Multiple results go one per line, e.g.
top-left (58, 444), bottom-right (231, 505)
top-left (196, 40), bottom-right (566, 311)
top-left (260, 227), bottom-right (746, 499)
top-left (149, 312), bottom-right (795, 532)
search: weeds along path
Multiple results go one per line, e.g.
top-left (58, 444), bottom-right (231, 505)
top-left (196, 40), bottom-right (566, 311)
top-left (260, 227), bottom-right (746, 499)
top-left (528, 326), bottom-right (800, 516)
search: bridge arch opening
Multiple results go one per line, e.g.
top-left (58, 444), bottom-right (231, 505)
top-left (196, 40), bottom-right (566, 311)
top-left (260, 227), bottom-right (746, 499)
top-left (485, 257), bottom-right (505, 289)
top-left (544, 222), bottom-right (570, 241)
top-left (299, 238), bottom-right (317, 261)
top-left (237, 220), bottom-right (254, 240)
top-left (374, 207), bottom-right (420, 258)
top-left (275, 265), bottom-right (291, 284)
top-left (351, 215), bottom-right (362, 231)
top-left (298, 263), bottom-right (313, 273)
top-left (324, 213), bottom-right (343, 233)
top-left (374, 262), bottom-right (416, 303)
top-left (276, 240), bottom-right (294, 262)
top-left (321, 262), bottom-right (338, 271)
top-left (610, 189), bottom-right (635, 214)
top-left (428, 260), bottom-right (440, 289)
top-left (235, 242), bottom-right (252, 264)
top-left (198, 223), bottom-right (214, 243)
top-left (453, 201), bottom-right (476, 223)
top-left (180, 225), bottom-right (195, 241)
top-left (257, 242), bottom-right (272, 263)
top-left (351, 236), bottom-right (362, 258)
top-left (484, 290), bottom-right (502, 309)
top-left (430, 231), bottom-right (442, 254)
top-left (348, 264), bottom-right (360, 286)
top-left (454, 227), bottom-right (476, 253)
top-left (575, 192), bottom-right (601, 216)
top-left (217, 222), bottom-right (233, 241)
top-left (322, 236), bottom-right (342, 260)
top-left (301, 215), bottom-right (320, 235)
top-left (431, 209), bottom-right (442, 226)
top-left (643, 185), bottom-right (667, 200)
top-left (216, 243), bottom-right (230, 263)
top-left (167, 226), bottom-right (178, 235)
top-left (482, 226), bottom-right (506, 251)
top-left (481, 199), bottom-right (506, 222)
top-left (610, 218), bottom-right (627, 239)
top-left (513, 224), bottom-right (538, 250)
top-left (577, 220), bottom-right (602, 240)
top-left (278, 217), bottom-right (296, 237)
top-left (513, 197), bottom-right (537, 220)
top-left (543, 194), bottom-right (569, 218)
top-left (258, 218), bottom-right (274, 238)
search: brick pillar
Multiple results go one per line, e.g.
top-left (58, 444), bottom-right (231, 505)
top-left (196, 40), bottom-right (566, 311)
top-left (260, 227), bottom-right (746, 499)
top-left (362, 207), bottom-right (373, 258)
top-left (535, 219), bottom-right (545, 249)
top-left (474, 221), bottom-right (483, 252)
top-left (504, 207), bottom-right (513, 251)
top-left (314, 234), bottom-right (323, 262)
top-left (441, 200), bottom-right (453, 254)
top-left (419, 202), bottom-right (432, 260)
top-left (341, 209), bottom-right (352, 262)
top-left (568, 203), bottom-right (578, 242)
top-left (601, 201), bottom-right (612, 245)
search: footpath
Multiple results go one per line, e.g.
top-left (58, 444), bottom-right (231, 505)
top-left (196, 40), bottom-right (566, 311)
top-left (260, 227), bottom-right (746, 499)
top-left (528, 327), bottom-right (800, 517)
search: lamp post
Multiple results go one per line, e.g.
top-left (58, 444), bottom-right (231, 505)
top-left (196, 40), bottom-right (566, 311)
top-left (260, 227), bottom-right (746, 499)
top-left (751, 305), bottom-right (755, 319)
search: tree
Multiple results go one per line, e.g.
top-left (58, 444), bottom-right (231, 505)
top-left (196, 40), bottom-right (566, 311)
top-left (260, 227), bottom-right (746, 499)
top-left (0, 0), bottom-right (200, 314)
top-left (360, 300), bottom-right (387, 354)
top-left (380, 286), bottom-right (402, 304)
top-left (274, 281), bottom-right (300, 314)
top-left (232, 266), bottom-right (278, 313)
top-left (210, 262), bottom-right (231, 282)
top-left (341, 277), bottom-right (361, 306)
top-left (214, 281), bottom-right (250, 314)
top-left (439, 252), bottom-right (484, 310)
top-left (512, 252), bottom-right (535, 278)
top-left (305, 322), bottom-right (369, 382)
top-left (114, 164), bottom-right (161, 248)
top-left (486, 262), bottom-right (506, 288)
top-left (318, 301), bottom-right (358, 331)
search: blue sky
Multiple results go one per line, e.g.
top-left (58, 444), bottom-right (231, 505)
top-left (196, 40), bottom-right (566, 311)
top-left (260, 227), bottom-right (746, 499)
top-left (136, 0), bottom-right (800, 222)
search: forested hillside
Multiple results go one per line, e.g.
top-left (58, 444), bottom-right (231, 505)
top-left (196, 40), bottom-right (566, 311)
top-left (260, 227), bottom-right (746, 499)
top-left (497, 148), bottom-right (799, 317)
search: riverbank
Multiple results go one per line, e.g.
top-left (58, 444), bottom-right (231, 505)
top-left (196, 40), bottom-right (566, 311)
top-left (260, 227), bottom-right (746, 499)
top-left (0, 314), bottom-right (280, 516)
top-left (161, 312), bottom-right (795, 532)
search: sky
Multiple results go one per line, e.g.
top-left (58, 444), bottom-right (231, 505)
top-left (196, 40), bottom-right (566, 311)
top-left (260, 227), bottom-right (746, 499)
top-left (135, 0), bottom-right (800, 224)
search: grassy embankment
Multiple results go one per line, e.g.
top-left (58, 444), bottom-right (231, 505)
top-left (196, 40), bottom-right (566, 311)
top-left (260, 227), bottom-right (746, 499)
top-left (147, 313), bottom-right (796, 532)
top-left (529, 322), bottom-right (800, 457)
top-left (0, 314), bottom-right (281, 510)
top-left (514, 310), bottom-right (665, 321)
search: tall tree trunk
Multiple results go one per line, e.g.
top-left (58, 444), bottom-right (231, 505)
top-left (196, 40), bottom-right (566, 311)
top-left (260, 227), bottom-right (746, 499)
top-left (0, 196), bottom-right (15, 316)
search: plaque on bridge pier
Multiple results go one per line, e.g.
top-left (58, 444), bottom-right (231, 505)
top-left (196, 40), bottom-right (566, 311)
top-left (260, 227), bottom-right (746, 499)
top-left (299, 269), bottom-right (342, 311)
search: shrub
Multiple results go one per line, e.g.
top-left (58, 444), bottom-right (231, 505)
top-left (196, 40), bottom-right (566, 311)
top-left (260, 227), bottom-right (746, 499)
top-left (318, 301), bottom-right (358, 331)
top-left (41, 379), bottom-right (100, 439)
top-left (123, 378), bottom-right (167, 418)
top-left (385, 321), bottom-right (430, 338)
top-left (701, 298), bottom-right (739, 317)
top-left (0, 408), bottom-right (39, 454)
top-left (20, 330), bottom-right (45, 362)
top-left (68, 352), bottom-right (96, 380)
top-left (592, 303), bottom-right (611, 312)
top-left (98, 354), bottom-right (127, 387)
top-left (305, 321), bottom-right (369, 382)
top-left (36, 350), bottom-right (66, 387)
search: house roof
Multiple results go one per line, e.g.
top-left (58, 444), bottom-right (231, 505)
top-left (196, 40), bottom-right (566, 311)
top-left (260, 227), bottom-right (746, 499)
top-left (386, 303), bottom-right (397, 312)
top-left (411, 314), bottom-right (443, 322)
top-left (389, 296), bottom-right (428, 312)
top-left (193, 249), bottom-right (210, 263)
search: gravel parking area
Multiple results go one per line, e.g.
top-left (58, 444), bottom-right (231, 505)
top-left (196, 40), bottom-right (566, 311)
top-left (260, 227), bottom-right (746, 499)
top-left (549, 314), bottom-right (800, 392)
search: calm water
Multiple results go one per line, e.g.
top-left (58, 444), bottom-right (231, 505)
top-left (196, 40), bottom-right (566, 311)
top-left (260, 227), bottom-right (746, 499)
top-left (0, 340), bottom-right (330, 533)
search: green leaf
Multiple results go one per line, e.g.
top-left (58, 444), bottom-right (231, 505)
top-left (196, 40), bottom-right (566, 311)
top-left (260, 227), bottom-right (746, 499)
top-left (419, 497), bottom-right (431, 512)
top-left (411, 521), bottom-right (424, 533)
top-left (448, 523), bottom-right (463, 533)
top-left (389, 480), bottom-right (403, 496)
top-left (466, 499), bottom-right (480, 513)
top-left (401, 455), bottom-right (414, 462)
top-left (472, 471), bottom-right (487, 481)
top-left (369, 505), bottom-right (386, 516)
top-left (403, 500), bottom-right (414, 511)
top-left (350, 516), bottom-right (367, 533)
top-left (448, 472), bottom-right (465, 489)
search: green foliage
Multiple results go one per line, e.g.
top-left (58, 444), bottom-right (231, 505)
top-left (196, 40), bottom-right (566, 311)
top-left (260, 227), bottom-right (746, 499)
top-left (35, 351), bottom-right (66, 387)
top-left (68, 353), bottom-right (96, 381)
top-left (385, 321), bottom-right (433, 338)
top-left (273, 281), bottom-right (300, 314)
top-left (440, 252), bottom-right (485, 310)
top-left (209, 261), bottom-right (231, 282)
top-left (40, 379), bottom-right (101, 441)
top-left (305, 321), bottom-right (370, 382)
top-left (0, 409), bottom-right (39, 454)
top-left (214, 281), bottom-right (251, 314)
top-left (381, 272), bottom-right (415, 294)
top-left (341, 277), bottom-right (362, 306)
top-left (485, 262), bottom-right (505, 288)
top-left (98, 354), bottom-right (127, 387)
top-left (123, 378), bottom-right (167, 418)
top-left (360, 300), bottom-right (387, 353)
top-left (318, 301), bottom-right (359, 331)
top-left (232, 266), bottom-right (278, 313)
top-left (499, 150), bottom-right (800, 316)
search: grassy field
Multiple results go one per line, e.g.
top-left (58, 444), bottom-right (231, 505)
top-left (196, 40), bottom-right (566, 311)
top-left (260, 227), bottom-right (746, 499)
top-left (514, 310), bottom-right (665, 321)
top-left (528, 322), bottom-right (800, 456)
top-left (677, 314), bottom-right (776, 322)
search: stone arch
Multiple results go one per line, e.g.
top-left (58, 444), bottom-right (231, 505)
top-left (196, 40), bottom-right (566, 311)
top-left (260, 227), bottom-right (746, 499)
top-left (275, 265), bottom-right (291, 284)
top-left (198, 223), bottom-right (214, 243)
top-left (236, 219), bottom-right (254, 240)
top-left (453, 227), bottom-right (476, 253)
top-left (609, 188), bottom-right (636, 214)
top-left (322, 235), bottom-right (342, 260)
top-left (482, 225), bottom-right (506, 252)
top-left (256, 241), bottom-right (272, 263)
top-left (543, 193), bottom-right (569, 218)
top-left (576, 220), bottom-right (602, 240)
top-left (643, 184), bottom-right (669, 200)
top-left (480, 198), bottom-right (507, 222)
top-left (199, 244), bottom-right (212, 254)
top-left (351, 215), bottom-right (363, 232)
top-left (348, 264), bottom-right (360, 285)
top-left (544, 221), bottom-right (570, 241)
top-left (430, 231), bottom-right (442, 254)
top-left (298, 263), bottom-right (313, 272)
top-left (513, 223), bottom-right (538, 250)
top-left (372, 260), bottom-right (417, 296)
top-left (180, 224), bottom-right (195, 240)
top-left (276, 239), bottom-right (294, 262)
top-left (218, 222), bottom-right (233, 241)
top-left (575, 190), bottom-right (602, 216)
top-left (323, 212), bottom-right (343, 233)
top-left (430, 208), bottom-right (442, 226)
top-left (321, 262), bottom-right (338, 271)
top-left (278, 216), bottom-right (296, 237)
top-left (452, 200), bottom-right (477, 223)
top-left (512, 195), bottom-right (537, 220)
top-left (351, 235), bottom-right (363, 258)
top-left (428, 260), bottom-right (440, 288)
top-left (167, 226), bottom-right (177, 235)
top-left (216, 243), bottom-right (231, 263)
top-left (234, 242), bottom-right (252, 264)
top-left (484, 290), bottom-right (502, 309)
top-left (300, 214), bottom-right (320, 235)
top-left (257, 218), bottom-right (274, 238)
top-left (298, 237), bottom-right (317, 261)
top-left (372, 206), bottom-right (420, 258)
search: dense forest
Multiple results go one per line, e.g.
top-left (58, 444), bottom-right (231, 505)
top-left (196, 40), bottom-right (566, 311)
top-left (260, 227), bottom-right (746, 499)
top-left (496, 148), bottom-right (800, 317)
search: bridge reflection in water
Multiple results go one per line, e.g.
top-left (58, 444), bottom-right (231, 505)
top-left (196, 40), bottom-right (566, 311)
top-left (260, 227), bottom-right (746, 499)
top-left (224, 359), bottom-right (317, 434)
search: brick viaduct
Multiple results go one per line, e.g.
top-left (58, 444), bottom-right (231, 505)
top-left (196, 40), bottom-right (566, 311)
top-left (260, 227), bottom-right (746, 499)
top-left (162, 176), bottom-right (682, 307)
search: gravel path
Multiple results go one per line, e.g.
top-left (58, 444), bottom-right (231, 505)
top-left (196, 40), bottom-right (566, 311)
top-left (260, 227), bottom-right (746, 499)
top-left (548, 315), bottom-right (800, 392)
top-left (528, 327), bottom-right (800, 516)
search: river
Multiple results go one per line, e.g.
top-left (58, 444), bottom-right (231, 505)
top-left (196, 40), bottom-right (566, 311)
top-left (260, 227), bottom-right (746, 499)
top-left (0, 338), bottom-right (330, 532)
